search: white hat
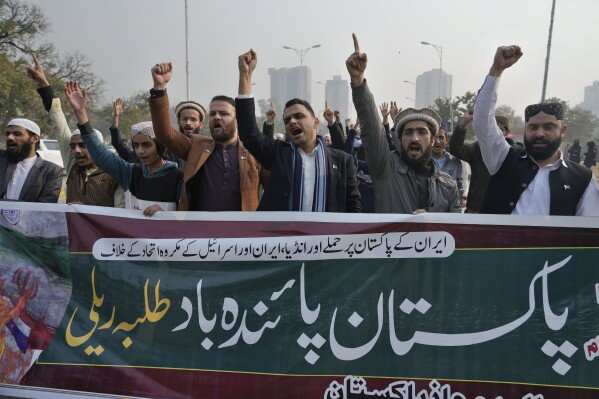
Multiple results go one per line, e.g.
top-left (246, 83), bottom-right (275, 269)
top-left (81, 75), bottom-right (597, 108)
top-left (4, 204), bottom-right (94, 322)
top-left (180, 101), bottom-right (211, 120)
top-left (131, 121), bottom-right (155, 138)
top-left (71, 128), bottom-right (104, 143)
top-left (7, 118), bottom-right (41, 136)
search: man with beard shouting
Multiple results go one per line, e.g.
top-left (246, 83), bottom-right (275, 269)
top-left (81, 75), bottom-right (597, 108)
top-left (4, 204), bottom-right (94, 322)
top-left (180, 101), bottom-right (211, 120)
top-left (473, 45), bottom-right (599, 215)
top-left (1, 118), bottom-right (63, 203)
top-left (150, 62), bottom-right (263, 211)
top-left (346, 34), bottom-right (459, 214)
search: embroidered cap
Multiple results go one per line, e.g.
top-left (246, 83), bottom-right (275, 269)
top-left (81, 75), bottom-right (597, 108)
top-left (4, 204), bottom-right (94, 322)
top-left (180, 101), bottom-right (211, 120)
top-left (393, 108), bottom-right (441, 136)
top-left (7, 118), bottom-right (41, 136)
top-left (71, 128), bottom-right (104, 143)
top-left (131, 121), bottom-right (155, 139)
top-left (524, 103), bottom-right (564, 122)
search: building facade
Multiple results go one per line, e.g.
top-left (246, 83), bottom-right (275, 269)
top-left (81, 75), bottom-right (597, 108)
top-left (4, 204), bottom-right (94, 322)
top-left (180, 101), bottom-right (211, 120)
top-left (268, 66), bottom-right (312, 112)
top-left (579, 81), bottom-right (599, 118)
top-left (415, 68), bottom-right (452, 109)
top-left (324, 75), bottom-right (350, 120)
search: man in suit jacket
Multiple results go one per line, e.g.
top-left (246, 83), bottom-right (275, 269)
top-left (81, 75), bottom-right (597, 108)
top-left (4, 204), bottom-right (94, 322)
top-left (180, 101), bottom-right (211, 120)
top-left (1, 119), bottom-right (63, 202)
top-left (150, 62), bottom-right (264, 212)
top-left (235, 49), bottom-right (360, 213)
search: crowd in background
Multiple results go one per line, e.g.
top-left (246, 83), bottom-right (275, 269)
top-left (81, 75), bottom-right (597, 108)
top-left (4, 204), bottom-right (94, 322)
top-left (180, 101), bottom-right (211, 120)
top-left (2, 38), bottom-right (598, 217)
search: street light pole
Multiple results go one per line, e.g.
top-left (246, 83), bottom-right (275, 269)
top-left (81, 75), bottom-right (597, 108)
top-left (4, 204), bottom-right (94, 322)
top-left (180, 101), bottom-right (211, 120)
top-left (421, 41), bottom-right (443, 103)
top-left (316, 81), bottom-right (326, 112)
top-left (541, 0), bottom-right (557, 102)
top-left (403, 80), bottom-right (415, 104)
top-left (184, 0), bottom-right (190, 100)
top-left (283, 44), bottom-right (321, 103)
top-left (283, 44), bottom-right (322, 67)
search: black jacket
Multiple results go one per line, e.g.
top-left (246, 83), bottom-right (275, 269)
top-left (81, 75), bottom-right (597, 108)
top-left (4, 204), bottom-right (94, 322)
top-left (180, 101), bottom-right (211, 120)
top-left (235, 98), bottom-right (361, 212)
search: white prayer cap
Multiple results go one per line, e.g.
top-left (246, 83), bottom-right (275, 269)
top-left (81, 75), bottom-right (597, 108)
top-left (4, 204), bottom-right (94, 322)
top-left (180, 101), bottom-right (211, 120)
top-left (131, 121), bottom-right (155, 139)
top-left (71, 128), bottom-right (104, 143)
top-left (7, 118), bottom-right (41, 136)
top-left (274, 133), bottom-right (284, 140)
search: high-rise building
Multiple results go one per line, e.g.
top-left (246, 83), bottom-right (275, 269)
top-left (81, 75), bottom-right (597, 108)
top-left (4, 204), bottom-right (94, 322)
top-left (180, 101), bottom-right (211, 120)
top-left (267, 67), bottom-right (288, 112)
top-left (579, 81), bottom-right (599, 118)
top-left (324, 75), bottom-right (350, 120)
top-left (268, 66), bottom-right (311, 112)
top-left (415, 69), bottom-right (452, 109)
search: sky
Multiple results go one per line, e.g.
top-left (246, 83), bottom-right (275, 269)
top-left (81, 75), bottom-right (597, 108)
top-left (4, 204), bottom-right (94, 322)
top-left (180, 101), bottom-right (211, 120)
top-left (28, 0), bottom-right (599, 121)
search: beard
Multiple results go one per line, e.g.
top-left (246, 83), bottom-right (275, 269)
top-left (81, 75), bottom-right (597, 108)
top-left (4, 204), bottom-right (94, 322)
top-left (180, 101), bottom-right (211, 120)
top-left (524, 135), bottom-right (562, 161)
top-left (210, 119), bottom-right (236, 143)
top-left (6, 140), bottom-right (33, 163)
top-left (400, 147), bottom-right (433, 174)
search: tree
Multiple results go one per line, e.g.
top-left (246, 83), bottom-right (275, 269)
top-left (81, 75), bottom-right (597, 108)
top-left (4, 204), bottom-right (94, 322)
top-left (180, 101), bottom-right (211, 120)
top-left (0, 0), bottom-right (104, 138)
top-left (544, 97), bottom-right (599, 143)
top-left (0, 0), bottom-right (50, 56)
top-left (90, 91), bottom-right (151, 142)
top-left (496, 104), bottom-right (524, 135)
top-left (434, 91), bottom-right (477, 136)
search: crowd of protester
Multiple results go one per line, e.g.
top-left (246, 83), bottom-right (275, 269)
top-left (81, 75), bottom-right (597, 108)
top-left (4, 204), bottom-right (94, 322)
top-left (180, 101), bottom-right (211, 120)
top-left (2, 36), bottom-right (598, 216)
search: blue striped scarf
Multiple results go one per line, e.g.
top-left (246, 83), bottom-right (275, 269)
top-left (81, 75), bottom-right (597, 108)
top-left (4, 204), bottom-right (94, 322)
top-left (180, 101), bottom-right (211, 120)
top-left (290, 136), bottom-right (329, 212)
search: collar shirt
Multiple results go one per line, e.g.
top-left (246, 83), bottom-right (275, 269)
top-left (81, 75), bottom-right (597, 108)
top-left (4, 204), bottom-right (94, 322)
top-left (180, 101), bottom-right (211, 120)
top-left (298, 147), bottom-right (317, 212)
top-left (473, 76), bottom-right (599, 216)
top-left (193, 139), bottom-right (241, 211)
top-left (5, 156), bottom-right (37, 200)
top-left (434, 151), bottom-right (448, 171)
top-left (512, 152), bottom-right (563, 215)
top-left (512, 151), bottom-right (599, 216)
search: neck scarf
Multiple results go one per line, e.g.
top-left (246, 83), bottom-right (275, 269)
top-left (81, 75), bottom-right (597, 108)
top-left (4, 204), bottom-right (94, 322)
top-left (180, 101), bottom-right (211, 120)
top-left (290, 136), bottom-right (329, 211)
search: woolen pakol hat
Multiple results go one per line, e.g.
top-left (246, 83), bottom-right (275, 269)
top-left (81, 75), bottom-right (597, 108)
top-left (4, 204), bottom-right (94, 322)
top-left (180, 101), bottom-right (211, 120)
top-left (393, 108), bottom-right (441, 136)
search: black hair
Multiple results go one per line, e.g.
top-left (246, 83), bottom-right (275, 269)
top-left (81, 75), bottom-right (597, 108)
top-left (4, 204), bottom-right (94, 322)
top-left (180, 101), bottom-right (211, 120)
top-left (284, 98), bottom-right (315, 118)
top-left (26, 130), bottom-right (40, 151)
top-left (211, 95), bottom-right (235, 107)
top-left (154, 138), bottom-right (166, 158)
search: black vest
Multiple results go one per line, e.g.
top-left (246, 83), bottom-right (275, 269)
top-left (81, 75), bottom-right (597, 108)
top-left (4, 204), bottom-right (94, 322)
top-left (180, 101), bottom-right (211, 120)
top-left (129, 165), bottom-right (182, 204)
top-left (481, 147), bottom-right (591, 215)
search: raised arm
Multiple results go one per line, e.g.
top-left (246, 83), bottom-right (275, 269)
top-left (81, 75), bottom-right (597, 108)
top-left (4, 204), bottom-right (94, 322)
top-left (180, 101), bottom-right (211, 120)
top-left (65, 81), bottom-right (133, 190)
top-left (262, 99), bottom-right (276, 139)
top-left (449, 108), bottom-right (478, 162)
top-left (473, 45), bottom-right (522, 175)
top-left (27, 52), bottom-right (75, 173)
top-left (110, 98), bottom-right (135, 162)
top-left (149, 62), bottom-right (192, 161)
top-left (236, 49), bottom-right (277, 168)
top-left (346, 33), bottom-right (390, 179)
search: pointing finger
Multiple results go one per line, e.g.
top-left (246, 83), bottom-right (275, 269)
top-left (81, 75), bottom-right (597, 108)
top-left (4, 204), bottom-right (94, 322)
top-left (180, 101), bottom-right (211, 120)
top-left (352, 33), bottom-right (360, 53)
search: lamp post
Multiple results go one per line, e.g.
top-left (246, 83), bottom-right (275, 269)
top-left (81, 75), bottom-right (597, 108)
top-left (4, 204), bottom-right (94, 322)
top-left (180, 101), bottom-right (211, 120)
top-left (283, 44), bottom-right (321, 67)
top-left (283, 44), bottom-right (321, 103)
top-left (403, 80), bottom-right (415, 104)
top-left (420, 41), bottom-right (443, 102)
top-left (184, 0), bottom-right (190, 100)
top-left (405, 96), bottom-right (415, 106)
top-left (316, 81), bottom-right (326, 111)
top-left (541, 0), bottom-right (557, 102)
